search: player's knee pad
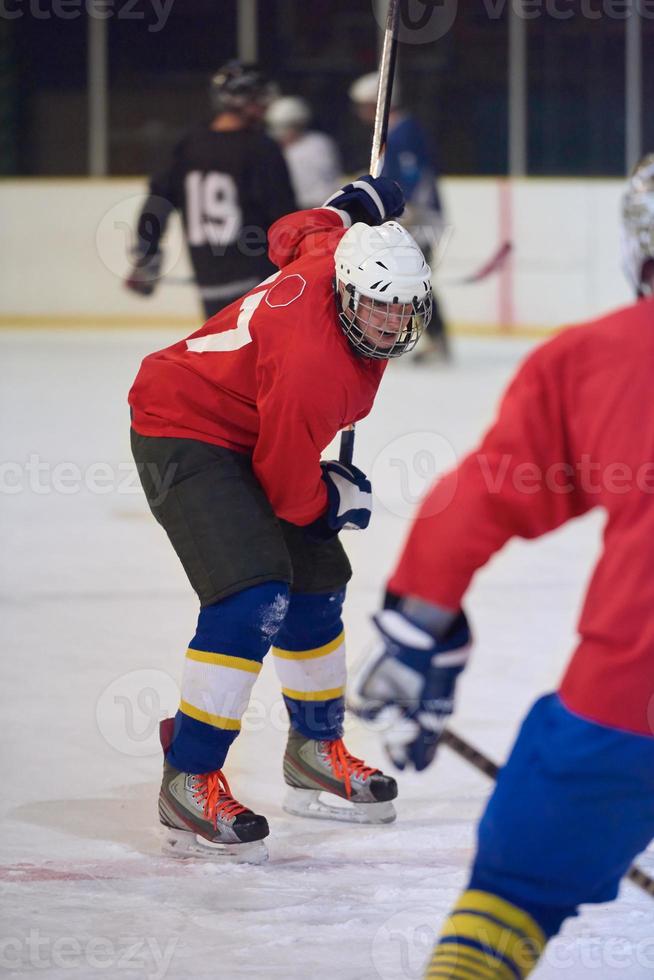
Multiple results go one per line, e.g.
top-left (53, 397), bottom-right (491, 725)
top-left (169, 582), bottom-right (290, 772)
top-left (271, 589), bottom-right (347, 740)
top-left (469, 692), bottom-right (654, 938)
top-left (192, 581), bottom-right (291, 659)
top-left (427, 889), bottom-right (546, 979)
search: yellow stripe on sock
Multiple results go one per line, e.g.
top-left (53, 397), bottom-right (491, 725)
top-left (185, 648), bottom-right (261, 673)
top-left (427, 947), bottom-right (500, 978)
top-left (427, 969), bottom-right (487, 980)
top-left (440, 917), bottom-right (533, 979)
top-left (427, 955), bottom-right (490, 979)
top-left (427, 944), bottom-right (513, 980)
top-left (431, 889), bottom-right (546, 980)
top-left (179, 699), bottom-right (241, 731)
top-left (429, 969), bottom-right (488, 980)
top-left (272, 631), bottom-right (344, 661)
top-left (454, 892), bottom-right (546, 950)
top-left (281, 685), bottom-right (345, 702)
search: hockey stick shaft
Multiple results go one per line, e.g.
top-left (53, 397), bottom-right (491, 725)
top-left (369, 0), bottom-right (400, 180)
top-left (440, 727), bottom-right (654, 898)
top-left (339, 0), bottom-right (400, 467)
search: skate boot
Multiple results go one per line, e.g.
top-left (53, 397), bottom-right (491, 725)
top-left (283, 728), bottom-right (397, 824)
top-left (158, 719), bottom-right (269, 863)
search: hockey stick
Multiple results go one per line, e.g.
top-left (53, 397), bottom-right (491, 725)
top-left (442, 240), bottom-right (513, 286)
top-left (339, 0), bottom-right (400, 467)
top-left (161, 275), bottom-right (194, 286)
top-left (440, 727), bottom-right (654, 898)
top-left (165, 242), bottom-right (512, 291)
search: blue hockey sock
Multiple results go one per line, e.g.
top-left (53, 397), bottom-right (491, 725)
top-left (271, 589), bottom-right (346, 740)
top-left (168, 582), bottom-right (290, 773)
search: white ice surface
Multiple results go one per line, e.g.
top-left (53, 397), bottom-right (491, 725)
top-left (1, 330), bottom-right (653, 979)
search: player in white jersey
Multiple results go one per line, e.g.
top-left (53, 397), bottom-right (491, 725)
top-left (266, 96), bottom-right (342, 209)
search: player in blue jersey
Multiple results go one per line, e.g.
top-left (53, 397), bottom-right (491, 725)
top-left (350, 72), bottom-right (449, 361)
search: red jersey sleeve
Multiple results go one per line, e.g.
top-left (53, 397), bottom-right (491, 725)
top-left (268, 207), bottom-right (350, 269)
top-left (388, 342), bottom-right (589, 608)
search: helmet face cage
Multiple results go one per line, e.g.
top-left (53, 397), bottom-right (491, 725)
top-left (337, 281), bottom-right (433, 360)
top-left (622, 154), bottom-right (654, 296)
top-left (622, 194), bottom-right (654, 295)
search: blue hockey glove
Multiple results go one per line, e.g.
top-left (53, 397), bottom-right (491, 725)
top-left (323, 174), bottom-right (405, 226)
top-left (352, 606), bottom-right (471, 771)
top-left (322, 460), bottom-right (372, 531)
top-left (306, 461), bottom-right (372, 539)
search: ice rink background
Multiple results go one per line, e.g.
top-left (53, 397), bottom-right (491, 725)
top-left (2, 328), bottom-right (653, 979)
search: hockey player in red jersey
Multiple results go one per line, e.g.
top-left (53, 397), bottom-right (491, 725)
top-left (354, 155), bottom-right (654, 977)
top-left (128, 174), bottom-right (433, 860)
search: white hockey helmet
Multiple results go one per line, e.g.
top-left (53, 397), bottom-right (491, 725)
top-left (349, 72), bottom-right (401, 108)
top-left (266, 96), bottom-right (312, 137)
top-left (334, 221), bottom-right (433, 359)
top-left (622, 153), bottom-right (654, 297)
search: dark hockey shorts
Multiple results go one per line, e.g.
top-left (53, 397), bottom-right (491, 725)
top-left (130, 430), bottom-right (352, 606)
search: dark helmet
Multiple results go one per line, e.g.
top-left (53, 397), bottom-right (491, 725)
top-left (210, 60), bottom-right (277, 115)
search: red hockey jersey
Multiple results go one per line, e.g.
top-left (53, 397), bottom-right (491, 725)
top-left (129, 208), bottom-right (386, 526)
top-left (389, 298), bottom-right (654, 736)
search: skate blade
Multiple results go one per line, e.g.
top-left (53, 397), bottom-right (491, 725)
top-left (283, 787), bottom-right (396, 825)
top-left (159, 826), bottom-right (268, 864)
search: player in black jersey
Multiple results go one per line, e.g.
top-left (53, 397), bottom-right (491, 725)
top-left (126, 61), bottom-right (297, 318)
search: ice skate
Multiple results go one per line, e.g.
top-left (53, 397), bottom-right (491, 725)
top-left (282, 729), bottom-right (397, 824)
top-left (158, 720), bottom-right (269, 863)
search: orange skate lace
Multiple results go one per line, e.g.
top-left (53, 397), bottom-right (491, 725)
top-left (324, 739), bottom-right (379, 798)
top-left (191, 771), bottom-right (247, 828)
